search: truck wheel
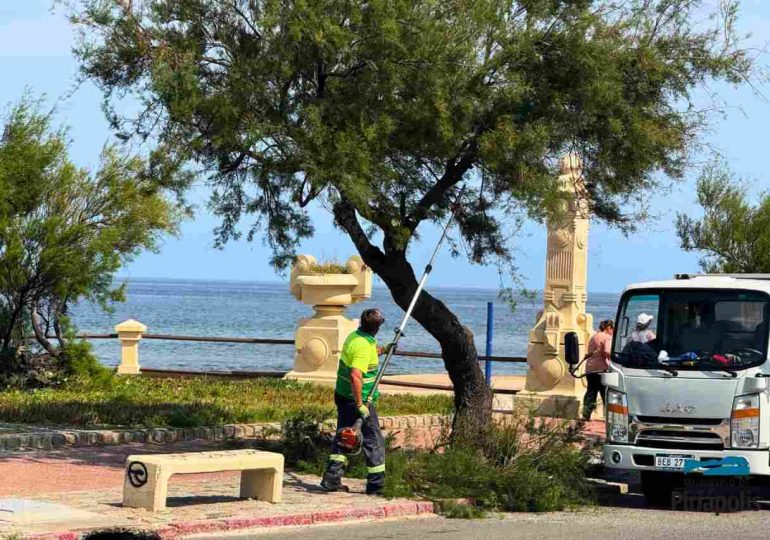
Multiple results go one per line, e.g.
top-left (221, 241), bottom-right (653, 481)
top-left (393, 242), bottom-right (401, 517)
top-left (640, 471), bottom-right (679, 508)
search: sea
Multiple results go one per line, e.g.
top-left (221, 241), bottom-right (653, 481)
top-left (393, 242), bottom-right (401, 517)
top-left (69, 278), bottom-right (619, 376)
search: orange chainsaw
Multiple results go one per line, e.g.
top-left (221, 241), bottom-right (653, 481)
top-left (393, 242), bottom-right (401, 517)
top-left (335, 187), bottom-right (465, 455)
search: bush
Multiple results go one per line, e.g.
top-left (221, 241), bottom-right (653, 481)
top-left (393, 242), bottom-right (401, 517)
top-left (382, 412), bottom-right (594, 513)
top-left (280, 410), bottom-right (332, 467)
top-left (274, 406), bottom-right (593, 515)
top-left (60, 340), bottom-right (113, 385)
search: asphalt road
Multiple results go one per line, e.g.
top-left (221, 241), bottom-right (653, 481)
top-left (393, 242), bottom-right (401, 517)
top-left (193, 490), bottom-right (770, 540)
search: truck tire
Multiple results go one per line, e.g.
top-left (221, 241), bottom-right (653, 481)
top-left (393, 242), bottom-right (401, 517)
top-left (640, 471), bottom-right (679, 508)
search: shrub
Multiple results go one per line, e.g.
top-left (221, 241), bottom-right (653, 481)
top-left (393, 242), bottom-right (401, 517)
top-left (275, 406), bottom-right (593, 515)
top-left (382, 412), bottom-right (594, 514)
top-left (60, 340), bottom-right (113, 385)
top-left (280, 410), bottom-right (332, 467)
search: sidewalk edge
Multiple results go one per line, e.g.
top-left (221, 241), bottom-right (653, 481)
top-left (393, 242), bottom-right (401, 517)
top-left (25, 500), bottom-right (437, 540)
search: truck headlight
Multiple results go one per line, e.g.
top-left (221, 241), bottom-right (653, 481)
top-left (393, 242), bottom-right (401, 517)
top-left (731, 394), bottom-right (760, 449)
top-left (606, 389), bottom-right (629, 444)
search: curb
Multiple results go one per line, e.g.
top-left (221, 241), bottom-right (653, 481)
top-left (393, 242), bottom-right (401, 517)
top-left (0, 415), bottom-right (445, 453)
top-left (25, 500), bottom-right (437, 540)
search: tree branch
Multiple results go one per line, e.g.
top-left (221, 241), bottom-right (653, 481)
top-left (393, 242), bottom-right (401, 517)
top-left (408, 140), bottom-right (478, 230)
top-left (31, 303), bottom-right (60, 357)
top-left (332, 196), bottom-right (386, 271)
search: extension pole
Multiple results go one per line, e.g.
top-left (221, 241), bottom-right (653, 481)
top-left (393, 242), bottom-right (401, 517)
top-left (364, 186), bottom-right (466, 406)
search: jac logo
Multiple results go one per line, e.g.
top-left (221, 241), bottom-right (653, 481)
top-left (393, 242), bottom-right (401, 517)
top-left (661, 403), bottom-right (697, 414)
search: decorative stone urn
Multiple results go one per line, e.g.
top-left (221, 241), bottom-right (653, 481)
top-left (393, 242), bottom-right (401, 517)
top-left (285, 255), bottom-right (372, 384)
top-left (519, 154), bottom-right (595, 417)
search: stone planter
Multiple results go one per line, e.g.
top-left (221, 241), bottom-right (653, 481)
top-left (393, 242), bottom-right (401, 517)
top-left (285, 255), bottom-right (372, 384)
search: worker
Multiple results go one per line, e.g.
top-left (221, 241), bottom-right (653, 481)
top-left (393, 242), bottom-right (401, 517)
top-left (321, 308), bottom-right (392, 495)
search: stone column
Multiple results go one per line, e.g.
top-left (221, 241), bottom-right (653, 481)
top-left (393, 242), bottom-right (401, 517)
top-left (285, 255), bottom-right (372, 385)
top-left (521, 154), bottom-right (594, 417)
top-left (116, 319), bottom-right (147, 375)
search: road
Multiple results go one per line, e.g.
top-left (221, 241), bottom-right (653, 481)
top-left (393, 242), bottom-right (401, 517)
top-left (192, 490), bottom-right (770, 540)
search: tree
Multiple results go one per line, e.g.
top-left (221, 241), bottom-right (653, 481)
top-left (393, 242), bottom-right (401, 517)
top-left (71, 0), bottom-right (750, 424)
top-left (0, 99), bottom-right (184, 370)
top-left (677, 161), bottom-right (770, 273)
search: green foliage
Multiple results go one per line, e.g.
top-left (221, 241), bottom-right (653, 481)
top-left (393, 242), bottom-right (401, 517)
top-left (382, 414), bottom-right (593, 512)
top-left (71, 0), bottom-right (751, 270)
top-left (276, 407), bottom-right (592, 514)
top-left (70, 0), bottom-right (752, 423)
top-left (0, 98), bottom-right (186, 373)
top-left (0, 376), bottom-right (451, 428)
top-left (677, 160), bottom-right (770, 273)
top-left (304, 261), bottom-right (351, 275)
top-left (59, 340), bottom-right (113, 384)
top-left (434, 500), bottom-right (487, 519)
top-left (279, 410), bottom-right (331, 466)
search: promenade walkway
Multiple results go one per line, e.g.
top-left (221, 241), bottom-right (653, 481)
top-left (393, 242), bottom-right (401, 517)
top-left (0, 440), bottom-right (434, 538)
top-left (0, 419), bottom-right (605, 538)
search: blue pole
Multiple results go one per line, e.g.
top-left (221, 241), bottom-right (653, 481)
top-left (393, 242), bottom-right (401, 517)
top-left (485, 301), bottom-right (493, 385)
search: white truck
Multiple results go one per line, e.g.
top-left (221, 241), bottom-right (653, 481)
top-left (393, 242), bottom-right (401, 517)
top-left (565, 274), bottom-right (770, 505)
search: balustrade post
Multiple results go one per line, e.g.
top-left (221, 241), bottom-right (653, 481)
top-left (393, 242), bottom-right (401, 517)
top-left (115, 319), bottom-right (147, 375)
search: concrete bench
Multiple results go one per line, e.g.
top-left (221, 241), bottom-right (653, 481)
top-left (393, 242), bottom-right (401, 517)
top-left (122, 449), bottom-right (284, 511)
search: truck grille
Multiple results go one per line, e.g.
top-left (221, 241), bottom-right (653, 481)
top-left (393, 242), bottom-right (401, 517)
top-left (630, 417), bottom-right (729, 451)
top-left (636, 416), bottom-right (723, 426)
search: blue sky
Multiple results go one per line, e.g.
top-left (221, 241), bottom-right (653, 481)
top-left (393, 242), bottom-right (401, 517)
top-left (2, 1), bottom-right (769, 293)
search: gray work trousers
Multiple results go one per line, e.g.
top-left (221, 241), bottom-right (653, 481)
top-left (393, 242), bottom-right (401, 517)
top-left (322, 392), bottom-right (385, 493)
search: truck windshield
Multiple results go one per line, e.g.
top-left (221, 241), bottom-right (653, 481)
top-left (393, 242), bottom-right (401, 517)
top-left (612, 289), bottom-right (770, 371)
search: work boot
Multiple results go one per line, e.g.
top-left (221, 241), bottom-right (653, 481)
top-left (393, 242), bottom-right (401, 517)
top-left (320, 478), bottom-right (346, 492)
top-left (365, 471), bottom-right (385, 495)
top-left (321, 455), bottom-right (347, 492)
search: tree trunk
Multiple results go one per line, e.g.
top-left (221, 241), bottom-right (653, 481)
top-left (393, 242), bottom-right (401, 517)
top-left (333, 198), bottom-right (493, 428)
top-left (30, 305), bottom-right (60, 357)
top-left (375, 251), bottom-right (493, 425)
top-left (1, 296), bottom-right (26, 353)
top-left (53, 300), bottom-right (67, 349)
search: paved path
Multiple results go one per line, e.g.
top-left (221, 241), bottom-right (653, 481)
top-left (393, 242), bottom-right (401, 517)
top-left (194, 500), bottom-right (770, 540)
top-left (0, 441), bottom-right (432, 537)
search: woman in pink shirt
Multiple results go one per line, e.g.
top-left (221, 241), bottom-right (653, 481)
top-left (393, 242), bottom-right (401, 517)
top-left (582, 319), bottom-right (615, 421)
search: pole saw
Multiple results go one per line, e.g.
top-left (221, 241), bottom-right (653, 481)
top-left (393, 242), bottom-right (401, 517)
top-left (337, 186), bottom-right (466, 454)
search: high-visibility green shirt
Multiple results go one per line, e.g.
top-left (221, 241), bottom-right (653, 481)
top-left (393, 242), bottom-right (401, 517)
top-left (335, 329), bottom-right (380, 403)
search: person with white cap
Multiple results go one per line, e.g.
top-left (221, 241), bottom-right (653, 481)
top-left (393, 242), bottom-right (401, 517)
top-left (630, 313), bottom-right (656, 344)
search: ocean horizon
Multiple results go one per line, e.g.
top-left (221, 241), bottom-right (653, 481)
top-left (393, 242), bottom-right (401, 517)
top-left (70, 277), bottom-right (620, 376)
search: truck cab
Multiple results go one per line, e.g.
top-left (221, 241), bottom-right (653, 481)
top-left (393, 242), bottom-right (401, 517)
top-left (583, 274), bottom-right (770, 505)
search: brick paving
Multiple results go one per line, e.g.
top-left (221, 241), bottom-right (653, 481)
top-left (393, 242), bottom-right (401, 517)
top-left (0, 415), bottom-right (605, 538)
top-left (0, 440), bottom-right (434, 539)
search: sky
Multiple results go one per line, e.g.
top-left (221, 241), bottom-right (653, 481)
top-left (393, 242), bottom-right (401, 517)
top-left (1, 1), bottom-right (769, 293)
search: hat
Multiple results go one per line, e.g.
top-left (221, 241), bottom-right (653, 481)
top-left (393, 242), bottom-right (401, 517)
top-left (637, 313), bottom-right (654, 326)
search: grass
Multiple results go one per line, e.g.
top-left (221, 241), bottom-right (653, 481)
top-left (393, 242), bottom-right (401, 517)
top-left (0, 376), bottom-right (451, 428)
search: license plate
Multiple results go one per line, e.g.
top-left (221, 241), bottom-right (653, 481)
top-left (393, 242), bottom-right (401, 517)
top-left (655, 454), bottom-right (692, 470)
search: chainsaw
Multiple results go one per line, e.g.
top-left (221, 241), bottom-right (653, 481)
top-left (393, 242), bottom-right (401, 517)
top-left (335, 187), bottom-right (466, 455)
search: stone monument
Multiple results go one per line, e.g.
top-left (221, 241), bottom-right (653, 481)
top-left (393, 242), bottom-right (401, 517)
top-left (522, 154), bottom-right (594, 417)
top-left (285, 255), bottom-right (372, 384)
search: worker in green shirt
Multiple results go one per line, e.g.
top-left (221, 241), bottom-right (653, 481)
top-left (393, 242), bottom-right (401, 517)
top-left (321, 308), bottom-right (391, 495)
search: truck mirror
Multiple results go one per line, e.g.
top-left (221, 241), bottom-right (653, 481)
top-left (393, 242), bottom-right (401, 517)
top-left (564, 332), bottom-right (580, 366)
